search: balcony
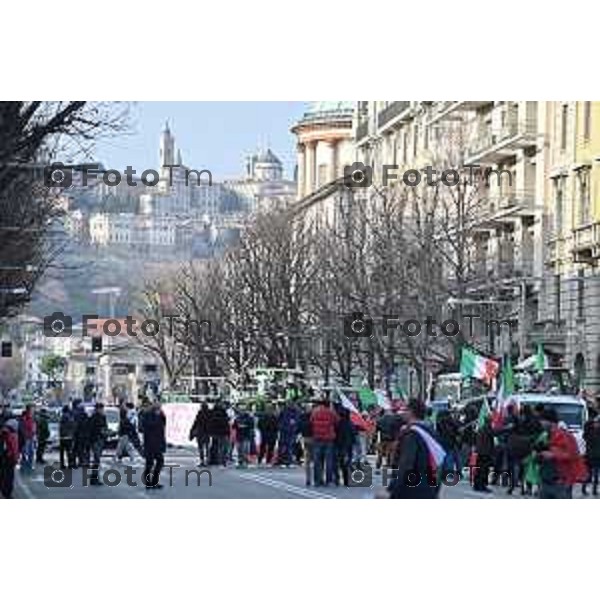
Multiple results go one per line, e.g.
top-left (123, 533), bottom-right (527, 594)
top-left (465, 112), bottom-right (537, 164)
top-left (572, 221), bottom-right (600, 263)
top-left (528, 320), bottom-right (567, 349)
top-left (428, 101), bottom-right (494, 125)
top-left (486, 190), bottom-right (538, 221)
top-left (377, 101), bottom-right (411, 130)
top-left (472, 192), bottom-right (537, 235)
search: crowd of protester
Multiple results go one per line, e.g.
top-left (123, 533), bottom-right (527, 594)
top-left (0, 397), bottom-right (167, 498)
top-left (2, 388), bottom-right (600, 499)
top-left (425, 401), bottom-right (599, 499)
top-left (188, 398), bottom-right (374, 487)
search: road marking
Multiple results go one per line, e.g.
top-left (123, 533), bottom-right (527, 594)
top-left (15, 474), bottom-right (35, 499)
top-left (237, 472), bottom-right (337, 499)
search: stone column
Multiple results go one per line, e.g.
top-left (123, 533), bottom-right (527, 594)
top-left (305, 141), bottom-right (316, 195)
top-left (297, 143), bottom-right (306, 199)
top-left (330, 139), bottom-right (338, 181)
top-left (320, 139), bottom-right (337, 183)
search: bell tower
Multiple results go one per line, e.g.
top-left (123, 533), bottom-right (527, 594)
top-left (160, 121), bottom-right (175, 168)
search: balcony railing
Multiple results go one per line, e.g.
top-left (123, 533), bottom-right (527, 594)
top-left (573, 222), bottom-right (598, 248)
top-left (466, 111), bottom-right (536, 162)
top-left (486, 190), bottom-right (537, 217)
top-left (428, 101), bottom-right (494, 125)
top-left (377, 101), bottom-right (411, 128)
top-left (468, 118), bottom-right (518, 155)
top-left (572, 221), bottom-right (600, 263)
top-left (528, 320), bottom-right (567, 347)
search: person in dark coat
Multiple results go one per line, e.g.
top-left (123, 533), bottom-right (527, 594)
top-left (115, 402), bottom-right (131, 460)
top-left (436, 410), bottom-right (462, 472)
top-left (59, 405), bottom-right (76, 470)
top-left (233, 407), bottom-right (255, 468)
top-left (72, 400), bottom-right (90, 468)
top-left (87, 403), bottom-right (108, 486)
top-left (208, 401), bottom-right (230, 466)
top-left (383, 399), bottom-right (444, 499)
top-left (277, 402), bottom-right (299, 466)
top-left (493, 404), bottom-right (518, 489)
top-left (257, 404), bottom-right (279, 466)
top-left (35, 409), bottom-right (50, 464)
top-left (516, 404), bottom-right (543, 495)
top-left (189, 403), bottom-right (211, 467)
top-left (0, 418), bottom-right (20, 498)
top-left (473, 417), bottom-right (495, 493)
top-left (376, 409), bottom-right (404, 470)
top-left (582, 408), bottom-right (600, 496)
top-left (334, 407), bottom-right (356, 486)
top-left (140, 400), bottom-right (167, 489)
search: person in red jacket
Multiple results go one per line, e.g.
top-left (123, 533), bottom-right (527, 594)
top-left (538, 408), bottom-right (587, 499)
top-left (19, 404), bottom-right (37, 474)
top-left (310, 399), bottom-right (339, 486)
top-left (1, 418), bottom-right (21, 499)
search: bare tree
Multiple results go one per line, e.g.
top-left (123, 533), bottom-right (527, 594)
top-left (135, 279), bottom-right (191, 391)
top-left (0, 101), bottom-right (127, 321)
top-left (223, 209), bottom-right (321, 369)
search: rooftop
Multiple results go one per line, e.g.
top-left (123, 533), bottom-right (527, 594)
top-left (295, 101), bottom-right (355, 126)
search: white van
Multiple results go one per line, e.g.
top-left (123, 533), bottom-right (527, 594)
top-left (431, 372), bottom-right (489, 410)
top-left (510, 393), bottom-right (588, 453)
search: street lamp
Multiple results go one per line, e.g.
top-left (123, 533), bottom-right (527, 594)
top-left (91, 286), bottom-right (121, 402)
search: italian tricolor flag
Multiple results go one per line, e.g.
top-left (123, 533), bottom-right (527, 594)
top-left (336, 388), bottom-right (375, 433)
top-left (460, 347), bottom-right (499, 385)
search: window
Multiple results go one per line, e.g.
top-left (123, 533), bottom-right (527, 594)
top-left (553, 177), bottom-right (565, 233)
top-left (424, 125), bottom-right (429, 151)
top-left (583, 101), bottom-right (592, 141)
top-left (577, 269), bottom-right (585, 319)
top-left (578, 167), bottom-right (591, 225)
top-left (560, 104), bottom-right (568, 151)
top-left (402, 131), bottom-right (408, 164)
top-left (554, 273), bottom-right (561, 322)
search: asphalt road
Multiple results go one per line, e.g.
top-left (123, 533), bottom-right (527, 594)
top-left (13, 448), bottom-right (597, 499)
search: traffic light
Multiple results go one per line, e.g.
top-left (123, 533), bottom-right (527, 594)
top-left (91, 336), bottom-right (102, 353)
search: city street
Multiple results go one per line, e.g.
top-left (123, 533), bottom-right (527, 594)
top-left (14, 447), bottom-right (596, 499)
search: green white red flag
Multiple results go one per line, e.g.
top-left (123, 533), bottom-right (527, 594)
top-left (460, 347), bottom-right (499, 385)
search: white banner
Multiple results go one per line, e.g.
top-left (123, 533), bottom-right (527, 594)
top-left (162, 403), bottom-right (199, 448)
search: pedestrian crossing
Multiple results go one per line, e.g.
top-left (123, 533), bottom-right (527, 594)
top-left (236, 472), bottom-right (337, 499)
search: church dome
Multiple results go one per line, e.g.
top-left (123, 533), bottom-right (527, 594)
top-left (255, 148), bottom-right (281, 165)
